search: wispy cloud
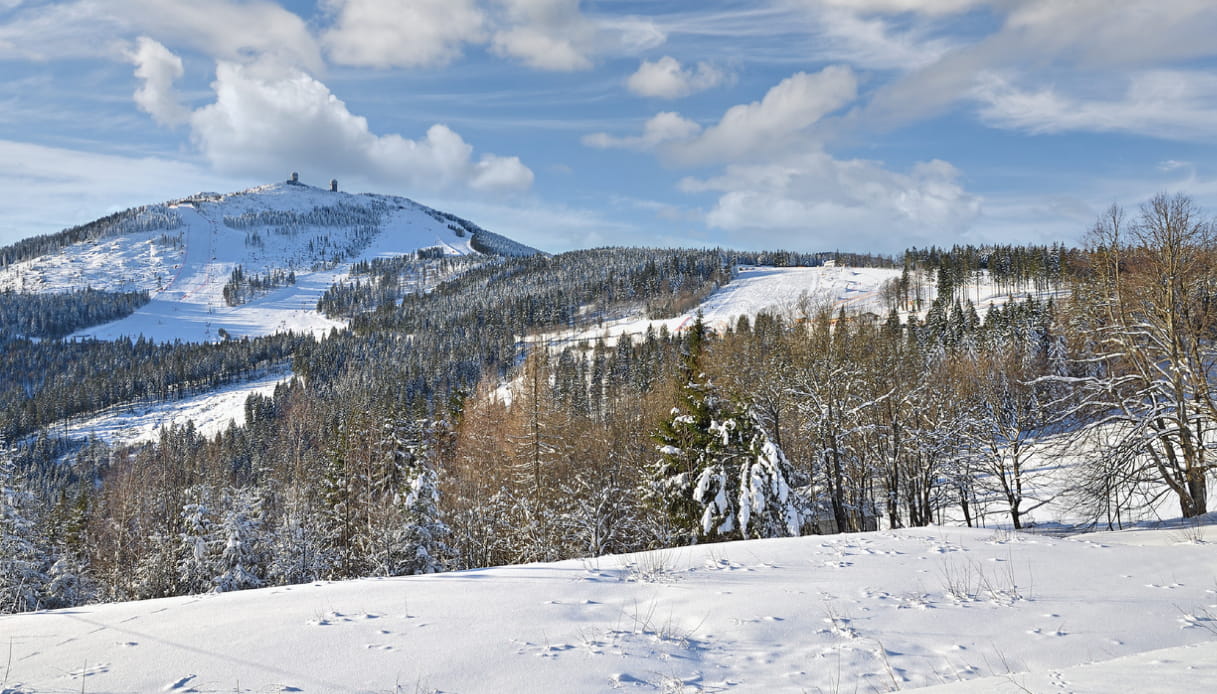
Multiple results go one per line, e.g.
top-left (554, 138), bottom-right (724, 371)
top-left (973, 70), bottom-right (1217, 142)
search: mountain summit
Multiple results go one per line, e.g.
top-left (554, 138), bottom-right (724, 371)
top-left (0, 178), bottom-right (539, 342)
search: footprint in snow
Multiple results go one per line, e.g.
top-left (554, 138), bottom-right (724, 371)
top-left (163, 674), bottom-right (197, 691)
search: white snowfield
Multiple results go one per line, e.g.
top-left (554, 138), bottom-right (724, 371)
top-left (1, 522), bottom-right (1213, 693)
top-left (555, 264), bottom-right (1053, 349)
top-left (62, 369), bottom-right (289, 446)
top-left (0, 181), bottom-right (480, 343)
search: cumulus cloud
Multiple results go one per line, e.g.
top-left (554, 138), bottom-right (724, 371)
top-left (125, 37), bottom-right (189, 127)
top-left (626, 56), bottom-right (729, 99)
top-left (490, 0), bottom-right (664, 71)
top-left (972, 69), bottom-right (1217, 141)
top-left (667, 66), bottom-right (857, 165)
top-left (490, 0), bottom-right (595, 70)
top-left (679, 150), bottom-right (981, 253)
top-left (188, 60), bottom-right (533, 193)
top-left (582, 112), bottom-right (701, 151)
top-left (584, 66), bottom-right (858, 164)
top-left (322, 0), bottom-right (486, 69)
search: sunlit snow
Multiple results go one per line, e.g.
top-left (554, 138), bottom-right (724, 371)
top-left (1, 522), bottom-right (1213, 692)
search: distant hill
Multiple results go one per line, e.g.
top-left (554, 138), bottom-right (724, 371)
top-left (0, 178), bottom-right (541, 342)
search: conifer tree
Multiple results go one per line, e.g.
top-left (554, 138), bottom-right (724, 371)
top-left (213, 487), bottom-right (267, 592)
top-left (177, 496), bottom-right (217, 595)
top-left (647, 314), bottom-right (801, 543)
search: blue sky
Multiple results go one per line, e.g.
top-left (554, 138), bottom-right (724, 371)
top-left (3, 0), bottom-right (1217, 254)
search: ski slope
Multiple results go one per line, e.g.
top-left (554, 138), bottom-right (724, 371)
top-left (1, 522), bottom-right (1213, 693)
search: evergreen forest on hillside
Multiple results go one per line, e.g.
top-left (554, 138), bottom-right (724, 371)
top-left (2, 194), bottom-right (1214, 615)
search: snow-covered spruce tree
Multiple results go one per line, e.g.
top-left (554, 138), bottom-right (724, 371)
top-left (0, 450), bottom-right (47, 613)
top-left (381, 461), bottom-right (447, 575)
top-left (646, 314), bottom-right (801, 544)
top-left (268, 486), bottom-right (331, 585)
top-left (358, 416), bottom-right (448, 577)
top-left (176, 495), bottom-right (218, 595)
top-left (40, 489), bottom-right (97, 609)
top-left (213, 487), bottom-right (267, 593)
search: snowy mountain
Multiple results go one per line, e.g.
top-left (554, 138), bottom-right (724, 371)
top-left (0, 177), bottom-right (539, 343)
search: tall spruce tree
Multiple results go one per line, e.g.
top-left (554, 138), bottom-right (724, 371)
top-left (647, 314), bottom-right (801, 543)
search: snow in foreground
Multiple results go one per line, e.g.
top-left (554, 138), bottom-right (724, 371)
top-left (2, 524), bottom-right (1214, 693)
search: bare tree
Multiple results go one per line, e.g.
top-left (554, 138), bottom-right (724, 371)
top-left (1076, 194), bottom-right (1217, 518)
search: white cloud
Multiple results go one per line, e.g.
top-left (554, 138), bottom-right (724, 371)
top-left (0, 0), bottom-right (322, 68)
top-left (188, 60), bottom-right (533, 194)
top-left (322, 0), bottom-right (486, 69)
top-left (490, 0), bottom-right (595, 71)
top-left (813, 0), bottom-right (983, 16)
top-left (586, 67), bottom-right (856, 160)
top-left (667, 66), bottom-right (857, 165)
top-left (1001, 0), bottom-right (1217, 68)
top-left (490, 0), bottom-right (664, 71)
top-left (125, 37), bottom-right (189, 127)
top-left (804, 5), bottom-right (957, 71)
top-left (973, 70), bottom-right (1217, 141)
top-left (627, 56), bottom-right (729, 99)
top-left (470, 153), bottom-right (536, 193)
top-left (122, 0), bottom-right (323, 72)
top-left (863, 0), bottom-right (1217, 128)
top-left (0, 0), bottom-right (125, 60)
top-left (679, 149), bottom-right (981, 253)
top-left (582, 111), bottom-right (701, 151)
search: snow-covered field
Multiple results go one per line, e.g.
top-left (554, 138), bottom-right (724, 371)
top-left (552, 264), bottom-right (1056, 349)
top-left (61, 370), bottom-right (290, 447)
top-left (1, 522), bottom-right (1213, 693)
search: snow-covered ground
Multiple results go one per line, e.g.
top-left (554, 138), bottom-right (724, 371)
top-left (61, 370), bottom-right (290, 447)
top-left (1, 522), bottom-right (1213, 693)
top-left (550, 264), bottom-right (1057, 349)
